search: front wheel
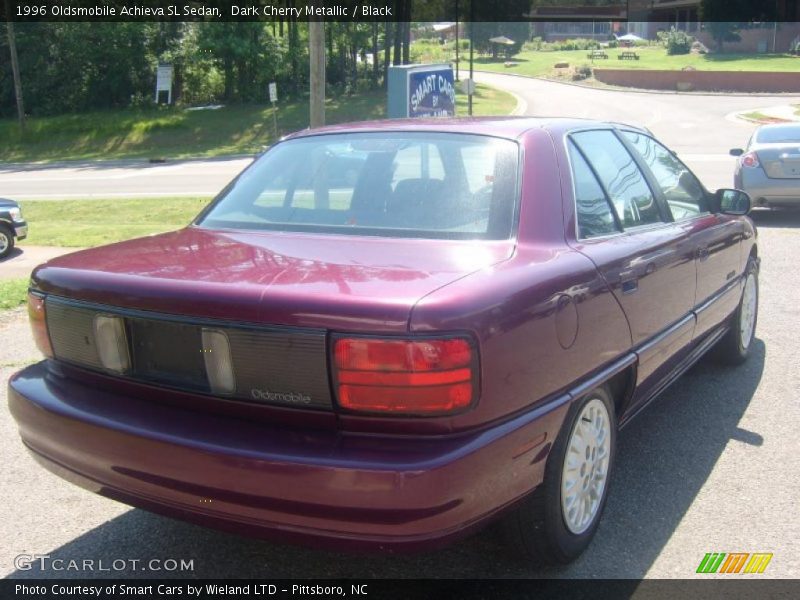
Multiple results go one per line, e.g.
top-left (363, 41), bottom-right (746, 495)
top-left (715, 257), bottom-right (759, 365)
top-left (0, 225), bottom-right (14, 259)
top-left (501, 386), bottom-right (616, 565)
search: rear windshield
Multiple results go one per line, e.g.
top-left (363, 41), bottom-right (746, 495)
top-left (196, 132), bottom-right (519, 240)
top-left (755, 125), bottom-right (800, 144)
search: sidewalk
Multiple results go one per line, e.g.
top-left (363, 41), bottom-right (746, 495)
top-left (0, 245), bottom-right (80, 280)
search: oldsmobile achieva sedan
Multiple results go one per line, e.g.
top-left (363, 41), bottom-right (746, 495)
top-left (9, 117), bottom-right (759, 564)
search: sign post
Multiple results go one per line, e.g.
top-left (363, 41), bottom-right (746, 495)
top-left (268, 82), bottom-right (278, 140)
top-left (387, 64), bottom-right (456, 119)
top-left (155, 64), bottom-right (173, 104)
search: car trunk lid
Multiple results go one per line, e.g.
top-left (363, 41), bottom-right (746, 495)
top-left (33, 227), bottom-right (514, 330)
top-left (32, 227), bottom-right (514, 412)
top-left (756, 145), bottom-right (800, 179)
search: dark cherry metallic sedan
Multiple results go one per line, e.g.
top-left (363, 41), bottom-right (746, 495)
top-left (9, 118), bottom-right (759, 564)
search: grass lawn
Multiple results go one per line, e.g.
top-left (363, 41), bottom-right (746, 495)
top-left (20, 197), bottom-right (212, 247)
top-left (415, 46), bottom-right (800, 80)
top-left (0, 84), bottom-right (514, 163)
top-left (0, 278), bottom-right (29, 311)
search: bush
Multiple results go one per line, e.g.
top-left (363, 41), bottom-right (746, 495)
top-left (522, 37), bottom-right (544, 52)
top-left (572, 64), bottom-right (592, 81)
top-left (658, 27), bottom-right (693, 55)
top-left (525, 38), bottom-right (602, 52)
top-left (553, 38), bottom-right (600, 52)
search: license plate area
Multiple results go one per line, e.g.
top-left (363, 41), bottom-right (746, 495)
top-left (129, 319), bottom-right (209, 391)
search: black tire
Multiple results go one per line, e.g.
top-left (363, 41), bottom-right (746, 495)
top-left (714, 256), bottom-right (759, 365)
top-left (501, 386), bottom-right (617, 565)
top-left (0, 224), bottom-right (14, 259)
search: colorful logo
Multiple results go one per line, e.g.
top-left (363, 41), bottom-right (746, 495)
top-left (696, 552), bottom-right (773, 574)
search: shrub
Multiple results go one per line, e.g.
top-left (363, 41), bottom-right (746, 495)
top-left (572, 64), bottom-right (592, 81)
top-left (522, 37), bottom-right (544, 52)
top-left (658, 27), bottom-right (693, 55)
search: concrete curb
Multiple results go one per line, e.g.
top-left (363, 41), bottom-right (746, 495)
top-left (474, 69), bottom-right (800, 98)
top-left (725, 105), bottom-right (800, 125)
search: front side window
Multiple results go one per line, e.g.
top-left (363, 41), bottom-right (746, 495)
top-left (623, 131), bottom-right (708, 220)
top-left (571, 130), bottom-right (664, 229)
top-left (568, 142), bottom-right (620, 239)
top-left (198, 133), bottom-right (519, 240)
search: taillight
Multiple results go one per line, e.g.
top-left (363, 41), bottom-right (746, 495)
top-left (741, 152), bottom-right (760, 168)
top-left (27, 291), bottom-right (54, 358)
top-left (333, 336), bottom-right (477, 415)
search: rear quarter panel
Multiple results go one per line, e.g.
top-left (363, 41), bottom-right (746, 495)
top-left (408, 128), bottom-right (632, 429)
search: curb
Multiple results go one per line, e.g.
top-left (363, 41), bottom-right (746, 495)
top-left (0, 153), bottom-right (258, 171)
top-left (474, 69), bottom-right (800, 98)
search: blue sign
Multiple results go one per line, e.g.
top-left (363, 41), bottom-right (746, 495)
top-left (407, 68), bottom-right (456, 118)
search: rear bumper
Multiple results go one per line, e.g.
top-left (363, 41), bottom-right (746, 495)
top-left (8, 362), bottom-right (567, 551)
top-left (738, 169), bottom-right (800, 205)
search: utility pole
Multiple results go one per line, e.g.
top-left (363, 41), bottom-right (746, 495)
top-left (455, 0), bottom-right (459, 80)
top-left (309, 20), bottom-right (325, 128)
top-left (468, 0), bottom-right (474, 116)
top-left (5, 10), bottom-right (26, 132)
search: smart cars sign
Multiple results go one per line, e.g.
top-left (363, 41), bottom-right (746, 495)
top-left (387, 64), bottom-right (456, 118)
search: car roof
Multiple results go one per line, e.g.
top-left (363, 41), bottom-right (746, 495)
top-left (284, 116), bottom-right (649, 142)
top-left (757, 122), bottom-right (800, 131)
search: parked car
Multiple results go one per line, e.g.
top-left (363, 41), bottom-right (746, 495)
top-left (9, 118), bottom-right (758, 564)
top-left (731, 122), bottom-right (800, 207)
top-left (0, 198), bottom-right (28, 259)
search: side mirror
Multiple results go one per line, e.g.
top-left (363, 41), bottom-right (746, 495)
top-left (729, 148), bottom-right (744, 157)
top-left (716, 188), bottom-right (751, 215)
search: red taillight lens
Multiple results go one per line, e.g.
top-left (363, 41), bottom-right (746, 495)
top-left (333, 337), bottom-right (476, 415)
top-left (741, 152), bottom-right (760, 168)
top-left (27, 292), bottom-right (53, 358)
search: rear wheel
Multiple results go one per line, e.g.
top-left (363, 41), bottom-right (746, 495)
top-left (501, 386), bottom-right (616, 564)
top-left (0, 225), bottom-right (14, 259)
top-left (715, 256), bottom-right (758, 365)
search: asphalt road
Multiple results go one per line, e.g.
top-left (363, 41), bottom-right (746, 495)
top-left (0, 157), bottom-right (253, 200)
top-left (1, 75), bottom-right (796, 200)
top-left (1, 209), bottom-right (799, 580)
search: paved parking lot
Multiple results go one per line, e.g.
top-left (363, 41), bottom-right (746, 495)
top-left (2, 210), bottom-right (799, 579)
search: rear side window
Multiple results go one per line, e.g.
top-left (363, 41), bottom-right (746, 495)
top-left (571, 130), bottom-right (664, 229)
top-left (568, 142), bottom-right (620, 239)
top-left (198, 133), bottom-right (519, 240)
top-left (623, 131), bottom-right (708, 220)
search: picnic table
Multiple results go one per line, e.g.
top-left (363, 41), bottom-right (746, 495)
top-left (587, 50), bottom-right (608, 59)
top-left (618, 50), bottom-right (640, 60)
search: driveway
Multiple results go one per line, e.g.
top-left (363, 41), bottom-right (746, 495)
top-left (2, 210), bottom-right (799, 579)
top-left (0, 246), bottom-right (79, 280)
